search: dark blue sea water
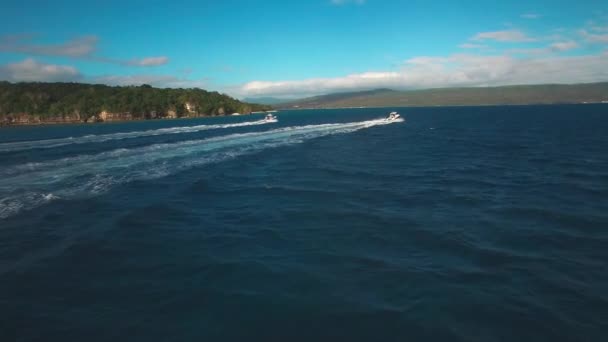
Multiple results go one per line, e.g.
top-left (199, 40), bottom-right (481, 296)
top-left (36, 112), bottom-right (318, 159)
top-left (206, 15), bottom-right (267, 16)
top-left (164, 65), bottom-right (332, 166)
top-left (1, 105), bottom-right (607, 341)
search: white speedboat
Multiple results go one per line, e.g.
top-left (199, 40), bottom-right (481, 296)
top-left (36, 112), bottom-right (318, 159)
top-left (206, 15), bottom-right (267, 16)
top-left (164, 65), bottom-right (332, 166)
top-left (386, 111), bottom-right (401, 122)
top-left (264, 113), bottom-right (278, 122)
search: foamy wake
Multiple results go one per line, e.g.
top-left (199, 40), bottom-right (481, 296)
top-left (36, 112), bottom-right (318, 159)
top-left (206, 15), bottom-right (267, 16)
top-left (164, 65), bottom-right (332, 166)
top-left (0, 118), bottom-right (273, 153)
top-left (0, 118), bottom-right (398, 219)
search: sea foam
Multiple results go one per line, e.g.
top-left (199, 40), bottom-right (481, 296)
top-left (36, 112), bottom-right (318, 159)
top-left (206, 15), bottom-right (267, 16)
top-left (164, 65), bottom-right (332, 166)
top-left (0, 118), bottom-right (398, 218)
top-left (0, 118), bottom-right (274, 153)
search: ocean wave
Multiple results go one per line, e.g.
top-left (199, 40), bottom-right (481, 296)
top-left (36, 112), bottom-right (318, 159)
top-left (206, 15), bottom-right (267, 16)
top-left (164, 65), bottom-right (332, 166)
top-left (0, 118), bottom-right (398, 219)
top-left (0, 118), bottom-right (274, 153)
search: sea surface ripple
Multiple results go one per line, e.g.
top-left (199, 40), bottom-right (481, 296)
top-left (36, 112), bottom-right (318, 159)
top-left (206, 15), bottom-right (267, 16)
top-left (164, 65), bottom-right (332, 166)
top-left (1, 106), bottom-right (607, 341)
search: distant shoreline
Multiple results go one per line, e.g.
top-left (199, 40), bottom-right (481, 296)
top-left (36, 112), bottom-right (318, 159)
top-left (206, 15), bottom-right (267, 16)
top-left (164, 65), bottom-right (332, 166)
top-left (277, 101), bottom-right (608, 111)
top-left (3, 102), bottom-right (607, 127)
top-left (272, 82), bottom-right (608, 110)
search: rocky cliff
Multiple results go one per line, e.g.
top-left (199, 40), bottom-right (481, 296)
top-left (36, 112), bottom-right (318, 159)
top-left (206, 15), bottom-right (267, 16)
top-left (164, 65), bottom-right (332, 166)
top-left (0, 109), bottom-right (241, 125)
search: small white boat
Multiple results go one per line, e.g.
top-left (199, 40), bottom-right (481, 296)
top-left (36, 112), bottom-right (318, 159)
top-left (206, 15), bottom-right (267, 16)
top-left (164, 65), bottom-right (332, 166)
top-left (264, 113), bottom-right (278, 122)
top-left (386, 111), bottom-right (401, 122)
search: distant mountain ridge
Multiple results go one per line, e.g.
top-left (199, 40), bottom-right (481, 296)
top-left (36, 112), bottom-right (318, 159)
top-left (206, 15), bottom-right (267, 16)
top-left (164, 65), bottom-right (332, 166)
top-left (274, 83), bottom-right (608, 109)
top-left (242, 97), bottom-right (288, 105)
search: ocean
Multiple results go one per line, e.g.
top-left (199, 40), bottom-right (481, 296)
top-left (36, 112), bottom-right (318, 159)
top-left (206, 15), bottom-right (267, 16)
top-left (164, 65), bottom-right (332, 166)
top-left (1, 105), bottom-right (607, 341)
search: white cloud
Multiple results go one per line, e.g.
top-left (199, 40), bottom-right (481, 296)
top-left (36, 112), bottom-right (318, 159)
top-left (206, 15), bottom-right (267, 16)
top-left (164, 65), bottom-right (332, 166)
top-left (585, 19), bottom-right (608, 33)
top-left (521, 13), bottom-right (540, 19)
top-left (580, 29), bottom-right (608, 43)
top-left (0, 59), bottom-right (206, 89)
top-left (508, 41), bottom-right (580, 56)
top-left (235, 52), bottom-right (608, 98)
top-left (590, 25), bottom-right (608, 32)
top-left (459, 43), bottom-right (486, 49)
top-left (125, 56), bottom-right (169, 67)
top-left (507, 47), bottom-right (549, 56)
top-left (549, 41), bottom-right (579, 51)
top-left (0, 58), bottom-right (82, 82)
top-left (240, 71), bottom-right (399, 98)
top-left (330, 0), bottom-right (365, 5)
top-left (471, 30), bottom-right (535, 42)
top-left (0, 34), bottom-right (169, 67)
top-left (0, 35), bottom-right (98, 57)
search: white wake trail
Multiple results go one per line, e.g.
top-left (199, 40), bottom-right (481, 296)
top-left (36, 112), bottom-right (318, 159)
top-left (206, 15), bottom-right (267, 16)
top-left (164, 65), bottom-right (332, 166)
top-left (0, 118), bottom-right (396, 219)
top-left (0, 119), bottom-right (273, 152)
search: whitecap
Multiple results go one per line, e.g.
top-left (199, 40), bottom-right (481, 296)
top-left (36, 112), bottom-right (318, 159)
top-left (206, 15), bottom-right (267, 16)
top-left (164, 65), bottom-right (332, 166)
top-left (0, 117), bottom-right (400, 219)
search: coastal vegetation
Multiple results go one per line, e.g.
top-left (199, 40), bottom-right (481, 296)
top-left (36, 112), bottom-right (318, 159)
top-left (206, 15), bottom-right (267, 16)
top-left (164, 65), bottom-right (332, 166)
top-left (0, 81), bottom-right (272, 125)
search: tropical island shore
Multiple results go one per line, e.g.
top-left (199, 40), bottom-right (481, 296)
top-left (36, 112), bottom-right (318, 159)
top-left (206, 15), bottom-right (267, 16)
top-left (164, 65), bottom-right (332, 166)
top-left (3, 81), bottom-right (607, 126)
top-left (0, 82), bottom-right (272, 126)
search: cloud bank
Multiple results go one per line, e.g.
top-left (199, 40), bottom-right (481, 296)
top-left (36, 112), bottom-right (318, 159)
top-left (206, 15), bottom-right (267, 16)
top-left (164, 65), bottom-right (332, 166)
top-left (0, 58), bottom-right (82, 82)
top-left (237, 51), bottom-right (608, 98)
top-left (580, 30), bottom-right (608, 43)
top-left (471, 30), bottom-right (535, 42)
top-left (0, 35), bottom-right (97, 57)
top-left (126, 56), bottom-right (170, 67)
top-left (234, 19), bottom-right (608, 98)
top-left (0, 35), bottom-right (169, 67)
top-left (0, 59), bottom-right (204, 89)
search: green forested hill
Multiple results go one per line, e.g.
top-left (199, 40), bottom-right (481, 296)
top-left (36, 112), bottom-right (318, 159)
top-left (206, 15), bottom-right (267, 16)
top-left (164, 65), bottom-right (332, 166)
top-left (0, 82), bottom-right (271, 125)
top-left (275, 83), bottom-right (608, 109)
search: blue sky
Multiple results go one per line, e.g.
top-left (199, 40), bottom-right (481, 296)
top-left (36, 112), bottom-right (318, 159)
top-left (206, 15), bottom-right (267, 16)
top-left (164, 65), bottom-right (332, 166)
top-left (1, 0), bottom-right (607, 98)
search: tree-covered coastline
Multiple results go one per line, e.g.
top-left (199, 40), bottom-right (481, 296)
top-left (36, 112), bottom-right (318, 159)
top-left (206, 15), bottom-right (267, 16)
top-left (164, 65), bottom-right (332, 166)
top-left (0, 82), bottom-right (272, 125)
